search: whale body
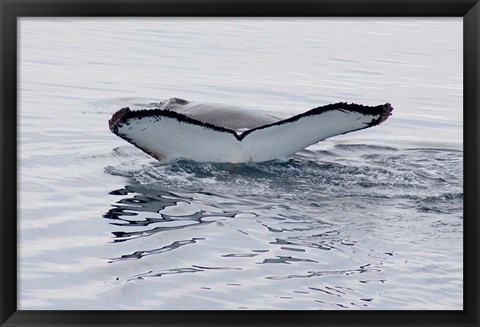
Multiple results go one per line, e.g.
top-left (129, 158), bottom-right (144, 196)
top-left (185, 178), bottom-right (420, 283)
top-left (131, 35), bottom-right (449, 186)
top-left (109, 98), bottom-right (393, 163)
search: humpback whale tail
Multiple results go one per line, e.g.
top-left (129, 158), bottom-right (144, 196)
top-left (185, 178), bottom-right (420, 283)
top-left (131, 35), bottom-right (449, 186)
top-left (109, 99), bottom-right (393, 163)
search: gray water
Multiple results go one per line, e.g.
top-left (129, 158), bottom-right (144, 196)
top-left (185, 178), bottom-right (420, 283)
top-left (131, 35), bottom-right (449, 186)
top-left (18, 18), bottom-right (463, 310)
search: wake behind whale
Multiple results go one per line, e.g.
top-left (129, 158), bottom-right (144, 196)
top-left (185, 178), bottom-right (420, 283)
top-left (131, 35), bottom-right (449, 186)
top-left (109, 98), bottom-right (393, 163)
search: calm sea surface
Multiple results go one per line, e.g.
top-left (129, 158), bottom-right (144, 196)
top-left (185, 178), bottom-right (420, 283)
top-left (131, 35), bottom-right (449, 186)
top-left (18, 18), bottom-right (463, 310)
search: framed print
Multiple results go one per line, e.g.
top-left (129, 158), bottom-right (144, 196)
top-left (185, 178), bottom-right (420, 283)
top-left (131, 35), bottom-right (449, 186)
top-left (1, 0), bottom-right (479, 326)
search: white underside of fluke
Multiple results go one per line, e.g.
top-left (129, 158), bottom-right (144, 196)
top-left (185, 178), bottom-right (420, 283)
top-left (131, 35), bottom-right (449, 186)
top-left (111, 99), bottom-right (392, 163)
top-left (122, 112), bottom-right (360, 162)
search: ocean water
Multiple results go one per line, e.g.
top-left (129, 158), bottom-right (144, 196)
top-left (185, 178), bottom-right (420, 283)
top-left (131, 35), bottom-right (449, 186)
top-left (18, 18), bottom-right (463, 310)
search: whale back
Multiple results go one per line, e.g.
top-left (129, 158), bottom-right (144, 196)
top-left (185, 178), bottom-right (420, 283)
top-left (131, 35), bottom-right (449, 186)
top-left (158, 98), bottom-right (279, 131)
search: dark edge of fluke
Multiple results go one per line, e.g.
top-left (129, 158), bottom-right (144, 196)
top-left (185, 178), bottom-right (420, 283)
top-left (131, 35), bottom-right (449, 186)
top-left (109, 107), bottom-right (130, 135)
top-left (109, 102), bottom-right (393, 142)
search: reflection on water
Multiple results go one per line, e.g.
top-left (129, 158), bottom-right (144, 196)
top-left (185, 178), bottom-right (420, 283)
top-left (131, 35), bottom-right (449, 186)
top-left (104, 184), bottom-right (238, 243)
top-left (266, 263), bottom-right (382, 280)
top-left (98, 145), bottom-right (462, 309)
top-left (111, 238), bottom-right (205, 263)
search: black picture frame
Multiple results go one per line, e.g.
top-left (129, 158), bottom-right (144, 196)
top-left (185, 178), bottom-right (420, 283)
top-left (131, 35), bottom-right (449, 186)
top-left (1, 0), bottom-right (478, 326)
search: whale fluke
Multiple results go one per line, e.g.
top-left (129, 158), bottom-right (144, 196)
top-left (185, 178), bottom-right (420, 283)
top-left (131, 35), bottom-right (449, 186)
top-left (109, 98), bottom-right (393, 163)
